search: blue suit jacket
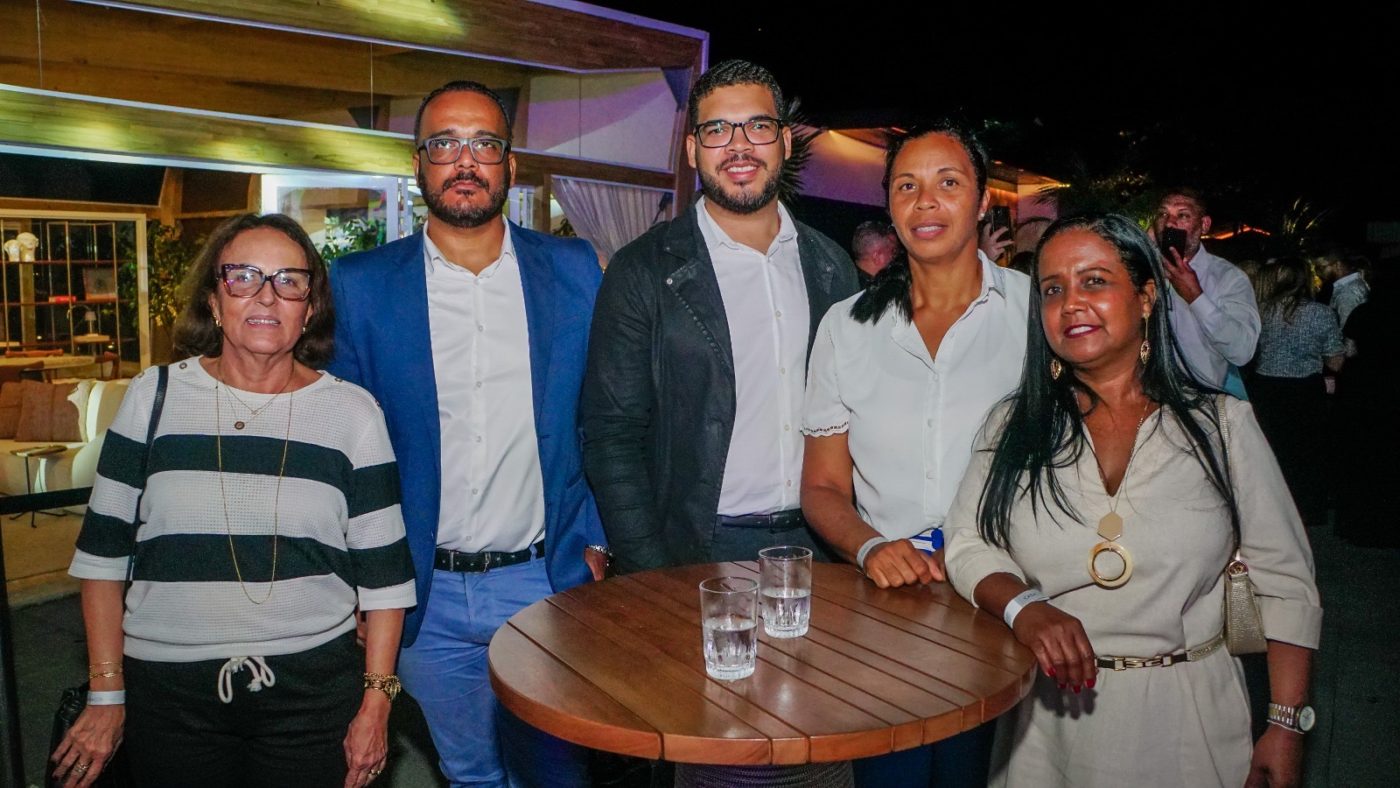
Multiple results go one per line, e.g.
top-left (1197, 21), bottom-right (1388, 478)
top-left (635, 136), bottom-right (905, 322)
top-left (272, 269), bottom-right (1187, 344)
top-left (328, 223), bottom-right (606, 645)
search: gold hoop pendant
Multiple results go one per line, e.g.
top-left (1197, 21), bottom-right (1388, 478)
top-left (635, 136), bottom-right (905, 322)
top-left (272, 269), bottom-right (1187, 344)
top-left (1088, 541), bottom-right (1133, 588)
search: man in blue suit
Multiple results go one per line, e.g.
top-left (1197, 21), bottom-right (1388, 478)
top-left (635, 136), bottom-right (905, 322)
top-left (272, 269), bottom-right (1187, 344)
top-left (329, 81), bottom-right (607, 788)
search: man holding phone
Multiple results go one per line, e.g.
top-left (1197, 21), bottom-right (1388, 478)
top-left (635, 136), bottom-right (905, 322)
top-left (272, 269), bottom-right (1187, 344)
top-left (1152, 188), bottom-right (1259, 390)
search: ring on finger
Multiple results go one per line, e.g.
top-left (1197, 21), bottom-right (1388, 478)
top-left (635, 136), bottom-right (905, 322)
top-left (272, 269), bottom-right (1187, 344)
top-left (73, 762), bottom-right (90, 774)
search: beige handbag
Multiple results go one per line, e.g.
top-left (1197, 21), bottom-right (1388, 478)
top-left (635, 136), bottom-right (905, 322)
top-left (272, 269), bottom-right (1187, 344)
top-left (1217, 396), bottom-right (1268, 655)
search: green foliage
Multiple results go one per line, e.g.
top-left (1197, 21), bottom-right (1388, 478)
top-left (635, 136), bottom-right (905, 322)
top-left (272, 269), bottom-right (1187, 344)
top-left (121, 222), bottom-right (197, 328)
top-left (319, 215), bottom-right (386, 264)
top-left (778, 97), bottom-right (817, 206)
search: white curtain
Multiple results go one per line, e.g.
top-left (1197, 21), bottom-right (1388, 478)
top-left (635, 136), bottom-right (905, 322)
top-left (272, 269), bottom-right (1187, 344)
top-left (551, 176), bottom-right (673, 262)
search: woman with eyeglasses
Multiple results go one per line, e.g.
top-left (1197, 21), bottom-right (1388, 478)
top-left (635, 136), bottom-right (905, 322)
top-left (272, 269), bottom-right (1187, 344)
top-left (54, 213), bottom-right (415, 788)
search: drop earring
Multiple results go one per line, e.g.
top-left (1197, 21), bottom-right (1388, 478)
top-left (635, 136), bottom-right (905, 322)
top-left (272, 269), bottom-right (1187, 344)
top-left (1050, 357), bottom-right (1063, 380)
top-left (1139, 315), bottom-right (1151, 365)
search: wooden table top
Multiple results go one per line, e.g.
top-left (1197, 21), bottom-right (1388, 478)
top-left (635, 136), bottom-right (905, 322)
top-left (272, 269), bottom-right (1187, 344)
top-left (489, 561), bottom-right (1036, 766)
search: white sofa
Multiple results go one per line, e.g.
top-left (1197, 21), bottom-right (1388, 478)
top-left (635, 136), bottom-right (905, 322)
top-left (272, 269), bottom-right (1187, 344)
top-left (0, 378), bottom-right (130, 499)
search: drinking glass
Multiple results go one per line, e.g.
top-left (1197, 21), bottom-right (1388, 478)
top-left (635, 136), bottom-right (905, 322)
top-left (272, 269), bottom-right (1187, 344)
top-left (758, 545), bottom-right (813, 638)
top-left (699, 576), bottom-right (758, 680)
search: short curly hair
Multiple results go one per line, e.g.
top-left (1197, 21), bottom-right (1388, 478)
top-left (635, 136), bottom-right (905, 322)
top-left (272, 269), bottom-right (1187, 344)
top-left (172, 213), bottom-right (335, 368)
top-left (686, 59), bottom-right (786, 130)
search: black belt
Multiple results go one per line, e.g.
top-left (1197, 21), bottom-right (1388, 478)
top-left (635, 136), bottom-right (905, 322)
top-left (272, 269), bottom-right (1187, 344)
top-left (716, 509), bottom-right (805, 529)
top-left (434, 541), bottom-right (545, 573)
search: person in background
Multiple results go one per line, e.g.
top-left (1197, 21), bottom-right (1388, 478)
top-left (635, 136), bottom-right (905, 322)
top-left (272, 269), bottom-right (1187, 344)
top-left (944, 213), bottom-right (1320, 788)
top-left (1314, 247), bottom-right (1370, 337)
top-left (329, 80), bottom-right (606, 787)
top-left (56, 213), bottom-right (415, 788)
top-left (851, 219), bottom-right (899, 286)
top-left (802, 120), bottom-right (1029, 788)
top-left (1152, 188), bottom-right (1260, 395)
top-left (1249, 257), bottom-right (1344, 527)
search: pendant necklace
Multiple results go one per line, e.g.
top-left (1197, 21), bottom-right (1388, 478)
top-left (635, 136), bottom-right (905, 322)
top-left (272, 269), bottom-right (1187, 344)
top-left (1086, 400), bottom-right (1153, 589)
top-left (217, 358), bottom-right (294, 430)
top-left (214, 365), bottom-right (293, 605)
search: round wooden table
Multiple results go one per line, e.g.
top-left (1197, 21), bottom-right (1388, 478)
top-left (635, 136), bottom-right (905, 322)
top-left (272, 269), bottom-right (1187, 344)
top-left (489, 561), bottom-right (1036, 769)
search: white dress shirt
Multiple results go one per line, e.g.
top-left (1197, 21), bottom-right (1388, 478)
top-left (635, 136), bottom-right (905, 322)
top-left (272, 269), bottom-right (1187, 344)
top-left (1168, 246), bottom-right (1260, 387)
top-left (803, 254), bottom-right (1030, 538)
top-left (695, 198), bottom-right (810, 516)
top-left (424, 222), bottom-right (545, 553)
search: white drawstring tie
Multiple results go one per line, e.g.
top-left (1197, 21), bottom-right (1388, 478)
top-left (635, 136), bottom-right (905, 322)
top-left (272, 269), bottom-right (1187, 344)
top-left (216, 656), bottom-right (276, 704)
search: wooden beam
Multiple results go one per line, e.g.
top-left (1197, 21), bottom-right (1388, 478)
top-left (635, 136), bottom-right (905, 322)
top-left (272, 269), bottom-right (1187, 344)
top-left (514, 152), bottom-right (674, 192)
top-left (156, 168), bottom-right (183, 226)
top-left (99, 0), bottom-right (704, 71)
top-left (1, 2), bottom-right (533, 116)
top-left (0, 86), bottom-right (412, 175)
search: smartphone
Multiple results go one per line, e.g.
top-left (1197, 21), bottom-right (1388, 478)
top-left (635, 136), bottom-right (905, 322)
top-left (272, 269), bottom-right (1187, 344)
top-left (988, 205), bottom-right (1012, 237)
top-left (1159, 227), bottom-right (1187, 261)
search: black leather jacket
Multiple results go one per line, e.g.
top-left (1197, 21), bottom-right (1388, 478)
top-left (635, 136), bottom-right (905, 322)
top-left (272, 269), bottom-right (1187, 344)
top-left (582, 200), bottom-right (859, 573)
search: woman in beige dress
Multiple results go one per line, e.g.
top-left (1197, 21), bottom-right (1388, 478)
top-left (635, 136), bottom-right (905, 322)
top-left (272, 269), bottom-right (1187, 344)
top-left (943, 213), bottom-right (1321, 787)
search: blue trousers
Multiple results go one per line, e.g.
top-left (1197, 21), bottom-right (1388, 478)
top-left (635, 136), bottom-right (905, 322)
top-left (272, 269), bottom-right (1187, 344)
top-left (397, 560), bottom-right (589, 788)
top-left (852, 721), bottom-right (996, 788)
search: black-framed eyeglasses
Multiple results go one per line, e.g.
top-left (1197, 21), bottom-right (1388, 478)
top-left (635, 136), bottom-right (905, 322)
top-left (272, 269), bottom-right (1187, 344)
top-left (417, 136), bottom-right (511, 165)
top-left (692, 117), bottom-right (783, 148)
top-left (219, 264), bottom-right (314, 301)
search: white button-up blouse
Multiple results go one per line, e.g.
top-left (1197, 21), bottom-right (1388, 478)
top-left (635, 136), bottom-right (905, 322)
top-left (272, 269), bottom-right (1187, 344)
top-left (802, 254), bottom-right (1030, 539)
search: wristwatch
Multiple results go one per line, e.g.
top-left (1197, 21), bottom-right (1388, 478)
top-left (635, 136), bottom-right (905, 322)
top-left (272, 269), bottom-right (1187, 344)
top-left (364, 672), bottom-right (402, 703)
top-left (1266, 702), bottom-right (1316, 734)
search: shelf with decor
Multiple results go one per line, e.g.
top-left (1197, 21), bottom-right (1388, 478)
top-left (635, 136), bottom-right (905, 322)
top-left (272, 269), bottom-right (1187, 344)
top-left (1, 211), bottom-right (147, 374)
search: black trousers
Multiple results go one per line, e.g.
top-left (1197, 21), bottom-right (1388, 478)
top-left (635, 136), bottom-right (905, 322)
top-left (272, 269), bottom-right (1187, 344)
top-left (124, 632), bottom-right (361, 788)
top-left (1249, 373), bottom-right (1331, 526)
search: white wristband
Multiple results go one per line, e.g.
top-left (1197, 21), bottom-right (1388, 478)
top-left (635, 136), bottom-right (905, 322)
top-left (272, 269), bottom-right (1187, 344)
top-left (855, 536), bottom-right (890, 571)
top-left (1002, 588), bottom-right (1050, 629)
top-left (87, 689), bottom-right (126, 706)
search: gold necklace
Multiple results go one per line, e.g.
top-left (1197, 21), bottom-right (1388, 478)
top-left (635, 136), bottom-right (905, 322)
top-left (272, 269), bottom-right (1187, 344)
top-left (1085, 400), bottom-right (1153, 589)
top-left (214, 368), bottom-right (293, 605)
top-left (217, 358), bottom-right (294, 430)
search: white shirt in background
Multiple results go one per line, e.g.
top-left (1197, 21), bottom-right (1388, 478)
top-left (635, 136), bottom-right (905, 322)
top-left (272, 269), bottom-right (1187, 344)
top-left (1168, 247), bottom-right (1260, 387)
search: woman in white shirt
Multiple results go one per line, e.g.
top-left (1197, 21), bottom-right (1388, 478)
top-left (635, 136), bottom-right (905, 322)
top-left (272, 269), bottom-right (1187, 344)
top-left (800, 120), bottom-right (1030, 788)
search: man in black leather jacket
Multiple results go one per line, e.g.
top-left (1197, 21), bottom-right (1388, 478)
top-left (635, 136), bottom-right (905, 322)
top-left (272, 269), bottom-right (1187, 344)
top-left (582, 60), bottom-right (859, 574)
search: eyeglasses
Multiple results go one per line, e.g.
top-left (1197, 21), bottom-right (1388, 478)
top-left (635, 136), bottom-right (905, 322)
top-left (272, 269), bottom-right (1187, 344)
top-left (692, 117), bottom-right (783, 148)
top-left (219, 264), bottom-right (313, 301)
top-left (417, 136), bottom-right (511, 165)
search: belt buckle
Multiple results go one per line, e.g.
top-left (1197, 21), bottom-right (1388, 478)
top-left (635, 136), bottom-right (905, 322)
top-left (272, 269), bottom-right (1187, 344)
top-left (480, 552), bottom-right (494, 571)
top-left (1112, 657), bottom-right (1126, 671)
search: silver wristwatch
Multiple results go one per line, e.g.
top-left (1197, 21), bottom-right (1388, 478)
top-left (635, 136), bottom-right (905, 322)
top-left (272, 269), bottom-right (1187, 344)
top-left (1266, 702), bottom-right (1316, 734)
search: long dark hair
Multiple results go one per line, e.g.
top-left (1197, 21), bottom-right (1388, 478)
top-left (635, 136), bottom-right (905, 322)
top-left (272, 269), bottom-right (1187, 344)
top-left (173, 213), bottom-right (335, 368)
top-left (1255, 256), bottom-right (1314, 322)
top-left (975, 213), bottom-right (1239, 549)
top-left (851, 119), bottom-right (988, 324)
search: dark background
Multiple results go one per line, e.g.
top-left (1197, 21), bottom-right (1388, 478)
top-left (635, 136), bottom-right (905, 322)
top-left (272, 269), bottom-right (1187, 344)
top-left (603, 4), bottom-right (1400, 247)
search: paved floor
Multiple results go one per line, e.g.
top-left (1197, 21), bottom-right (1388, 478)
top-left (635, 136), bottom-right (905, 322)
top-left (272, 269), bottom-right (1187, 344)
top-left (5, 521), bottom-right (1397, 787)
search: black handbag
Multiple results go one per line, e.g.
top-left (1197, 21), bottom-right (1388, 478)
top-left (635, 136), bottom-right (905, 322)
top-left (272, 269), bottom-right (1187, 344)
top-left (47, 683), bottom-right (131, 788)
top-left (47, 366), bottom-right (167, 788)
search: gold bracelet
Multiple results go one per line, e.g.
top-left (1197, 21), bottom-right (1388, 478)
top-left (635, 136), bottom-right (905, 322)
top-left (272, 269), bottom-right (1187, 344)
top-left (88, 669), bottom-right (123, 679)
top-left (363, 672), bottom-right (401, 702)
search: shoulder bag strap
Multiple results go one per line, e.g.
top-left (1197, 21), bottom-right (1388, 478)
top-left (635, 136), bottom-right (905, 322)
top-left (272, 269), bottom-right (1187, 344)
top-left (125, 365), bottom-right (169, 583)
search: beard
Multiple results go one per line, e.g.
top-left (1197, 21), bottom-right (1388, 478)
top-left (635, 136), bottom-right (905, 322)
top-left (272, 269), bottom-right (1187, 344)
top-left (419, 168), bottom-right (509, 228)
top-left (698, 154), bottom-right (781, 215)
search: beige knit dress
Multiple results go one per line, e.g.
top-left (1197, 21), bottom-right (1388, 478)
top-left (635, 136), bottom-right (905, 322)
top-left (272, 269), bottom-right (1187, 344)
top-left (944, 397), bottom-right (1322, 788)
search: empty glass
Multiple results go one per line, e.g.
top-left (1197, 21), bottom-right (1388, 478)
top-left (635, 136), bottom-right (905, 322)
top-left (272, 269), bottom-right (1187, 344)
top-left (699, 576), bottom-right (759, 680)
top-left (759, 545), bottom-right (813, 638)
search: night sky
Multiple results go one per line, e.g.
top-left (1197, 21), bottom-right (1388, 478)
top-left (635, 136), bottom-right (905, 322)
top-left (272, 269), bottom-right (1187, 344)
top-left (602, 4), bottom-right (1399, 244)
